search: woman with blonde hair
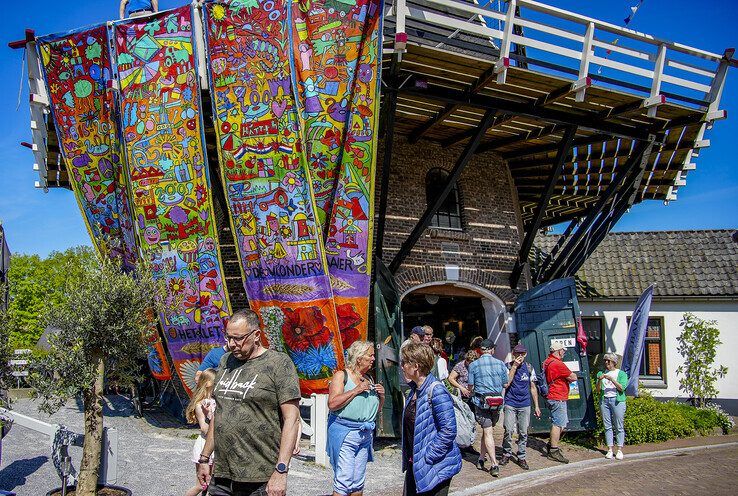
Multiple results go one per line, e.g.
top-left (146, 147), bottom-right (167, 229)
top-left (327, 340), bottom-right (385, 496)
top-left (185, 368), bottom-right (216, 496)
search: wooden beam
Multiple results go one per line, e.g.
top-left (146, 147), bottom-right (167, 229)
top-left (408, 61), bottom-right (503, 144)
top-left (375, 88), bottom-right (398, 261)
top-left (441, 114), bottom-right (514, 147)
top-left (509, 126), bottom-right (576, 289)
top-left (534, 216), bottom-right (579, 283)
top-left (542, 137), bottom-right (655, 282)
top-left (502, 133), bottom-right (613, 160)
top-left (399, 84), bottom-right (652, 141)
top-left (478, 123), bottom-right (563, 154)
top-left (389, 110), bottom-right (497, 273)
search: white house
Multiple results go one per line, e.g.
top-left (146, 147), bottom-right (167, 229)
top-left (539, 230), bottom-right (738, 413)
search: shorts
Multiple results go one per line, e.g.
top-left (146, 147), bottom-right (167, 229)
top-left (333, 428), bottom-right (372, 495)
top-left (548, 400), bottom-right (568, 428)
top-left (206, 477), bottom-right (267, 496)
top-left (474, 405), bottom-right (501, 428)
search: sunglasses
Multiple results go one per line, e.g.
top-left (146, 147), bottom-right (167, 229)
top-left (225, 328), bottom-right (258, 344)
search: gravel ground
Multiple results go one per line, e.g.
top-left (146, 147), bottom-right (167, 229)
top-left (0, 396), bottom-right (403, 496)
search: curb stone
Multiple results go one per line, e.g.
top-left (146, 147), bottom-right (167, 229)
top-left (450, 441), bottom-right (738, 496)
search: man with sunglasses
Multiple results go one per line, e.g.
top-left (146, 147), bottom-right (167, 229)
top-left (197, 309), bottom-right (301, 496)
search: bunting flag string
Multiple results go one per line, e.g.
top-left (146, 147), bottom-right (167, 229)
top-left (113, 6), bottom-right (232, 394)
top-left (597, 0), bottom-right (646, 74)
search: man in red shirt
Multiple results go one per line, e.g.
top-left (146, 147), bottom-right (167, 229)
top-left (543, 341), bottom-right (577, 463)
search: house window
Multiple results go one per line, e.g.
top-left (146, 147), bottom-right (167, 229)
top-left (639, 317), bottom-right (665, 381)
top-left (425, 168), bottom-right (462, 230)
top-left (581, 317), bottom-right (604, 356)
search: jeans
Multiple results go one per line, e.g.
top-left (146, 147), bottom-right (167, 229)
top-left (333, 428), bottom-right (373, 495)
top-left (207, 478), bottom-right (267, 496)
top-left (601, 396), bottom-right (626, 447)
top-left (403, 464), bottom-right (452, 496)
top-left (502, 405), bottom-right (530, 460)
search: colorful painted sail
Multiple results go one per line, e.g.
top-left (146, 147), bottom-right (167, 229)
top-left (38, 26), bottom-right (139, 271)
top-left (37, 25), bottom-right (173, 381)
top-left (291, 0), bottom-right (383, 346)
top-left (203, 0), bottom-right (344, 394)
top-left (113, 6), bottom-right (231, 394)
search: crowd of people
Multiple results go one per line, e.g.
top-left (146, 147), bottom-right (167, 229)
top-left (185, 312), bottom-right (627, 496)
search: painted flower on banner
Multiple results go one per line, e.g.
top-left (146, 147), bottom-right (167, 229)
top-left (290, 344), bottom-right (339, 377)
top-left (282, 172), bottom-right (302, 192)
top-left (336, 303), bottom-right (362, 348)
top-left (282, 306), bottom-right (332, 352)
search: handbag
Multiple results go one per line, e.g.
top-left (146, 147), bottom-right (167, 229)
top-left (484, 395), bottom-right (504, 409)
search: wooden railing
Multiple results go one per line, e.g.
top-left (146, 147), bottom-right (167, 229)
top-left (386, 0), bottom-right (731, 112)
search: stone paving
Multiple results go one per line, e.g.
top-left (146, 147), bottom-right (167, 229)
top-left (498, 444), bottom-right (738, 496)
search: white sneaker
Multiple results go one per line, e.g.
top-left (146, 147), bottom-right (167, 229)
top-left (615, 450), bottom-right (624, 460)
top-left (605, 449), bottom-right (613, 459)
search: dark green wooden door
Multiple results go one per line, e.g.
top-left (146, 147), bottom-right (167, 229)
top-left (514, 278), bottom-right (596, 434)
top-left (373, 258), bottom-right (403, 437)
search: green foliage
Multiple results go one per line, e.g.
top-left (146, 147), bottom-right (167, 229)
top-left (0, 310), bottom-right (13, 408)
top-left (28, 255), bottom-right (162, 414)
top-left (570, 374), bottom-right (728, 448)
top-left (5, 246), bottom-right (96, 350)
top-left (676, 313), bottom-right (728, 407)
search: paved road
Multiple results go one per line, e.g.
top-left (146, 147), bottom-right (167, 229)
top-left (499, 445), bottom-right (738, 496)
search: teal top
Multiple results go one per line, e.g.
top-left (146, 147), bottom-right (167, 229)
top-left (334, 372), bottom-right (380, 422)
top-left (597, 369), bottom-right (629, 403)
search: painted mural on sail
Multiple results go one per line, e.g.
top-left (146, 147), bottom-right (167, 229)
top-left (37, 25), bottom-right (172, 381)
top-left (291, 0), bottom-right (383, 346)
top-left (203, 0), bottom-right (344, 395)
top-left (113, 6), bottom-right (231, 394)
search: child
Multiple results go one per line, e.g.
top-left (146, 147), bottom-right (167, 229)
top-left (185, 368), bottom-right (216, 496)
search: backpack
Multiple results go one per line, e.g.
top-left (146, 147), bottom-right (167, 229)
top-left (428, 382), bottom-right (476, 448)
top-left (537, 361), bottom-right (550, 399)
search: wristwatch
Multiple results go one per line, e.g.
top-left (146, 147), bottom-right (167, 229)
top-left (275, 462), bottom-right (289, 474)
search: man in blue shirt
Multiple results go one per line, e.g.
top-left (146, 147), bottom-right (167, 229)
top-left (195, 343), bottom-right (229, 385)
top-left (467, 339), bottom-right (508, 477)
top-left (501, 343), bottom-right (541, 470)
top-left (120, 0), bottom-right (158, 19)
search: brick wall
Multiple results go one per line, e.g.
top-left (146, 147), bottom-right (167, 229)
top-left (375, 135), bottom-right (529, 305)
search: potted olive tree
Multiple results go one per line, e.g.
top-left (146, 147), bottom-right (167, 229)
top-left (29, 256), bottom-right (163, 496)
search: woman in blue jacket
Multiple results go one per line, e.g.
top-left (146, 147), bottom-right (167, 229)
top-left (400, 342), bottom-right (462, 496)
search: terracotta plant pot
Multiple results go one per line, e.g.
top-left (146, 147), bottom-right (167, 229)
top-left (46, 484), bottom-right (132, 496)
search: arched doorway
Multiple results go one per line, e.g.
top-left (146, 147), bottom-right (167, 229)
top-left (400, 281), bottom-right (511, 364)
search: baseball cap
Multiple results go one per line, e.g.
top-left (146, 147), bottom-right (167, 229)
top-left (512, 343), bottom-right (527, 354)
top-left (411, 326), bottom-right (425, 337)
top-left (550, 341), bottom-right (566, 352)
top-left (480, 339), bottom-right (495, 349)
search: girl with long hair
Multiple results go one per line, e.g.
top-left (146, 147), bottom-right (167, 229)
top-left (185, 368), bottom-right (217, 496)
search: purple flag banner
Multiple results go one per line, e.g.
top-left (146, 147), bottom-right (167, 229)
top-left (621, 284), bottom-right (654, 396)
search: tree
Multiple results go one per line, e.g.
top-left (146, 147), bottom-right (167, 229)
top-left (28, 255), bottom-right (163, 495)
top-left (0, 310), bottom-right (12, 408)
top-left (6, 246), bottom-right (96, 350)
top-left (676, 313), bottom-right (728, 408)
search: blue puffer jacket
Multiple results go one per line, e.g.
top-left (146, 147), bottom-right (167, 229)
top-left (402, 375), bottom-right (462, 493)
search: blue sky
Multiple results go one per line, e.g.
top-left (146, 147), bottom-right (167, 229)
top-left (0, 0), bottom-right (736, 256)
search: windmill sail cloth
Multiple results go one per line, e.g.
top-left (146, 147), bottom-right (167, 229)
top-left (37, 25), bottom-right (172, 382)
top-left (291, 0), bottom-right (383, 347)
top-left (202, 0), bottom-right (344, 395)
top-left (621, 284), bottom-right (654, 396)
top-left (37, 26), bottom-right (139, 271)
top-left (113, 6), bottom-right (232, 395)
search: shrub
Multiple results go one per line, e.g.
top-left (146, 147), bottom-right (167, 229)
top-left (569, 376), bottom-right (729, 447)
top-left (676, 313), bottom-right (728, 407)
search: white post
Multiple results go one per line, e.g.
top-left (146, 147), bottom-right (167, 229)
top-left (191, 0), bottom-right (209, 90)
top-left (100, 427), bottom-right (118, 485)
top-left (648, 44), bottom-right (667, 118)
top-left (575, 22), bottom-right (594, 102)
top-left (394, 0), bottom-right (408, 53)
top-left (313, 393), bottom-right (329, 467)
top-left (494, 0), bottom-right (516, 84)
